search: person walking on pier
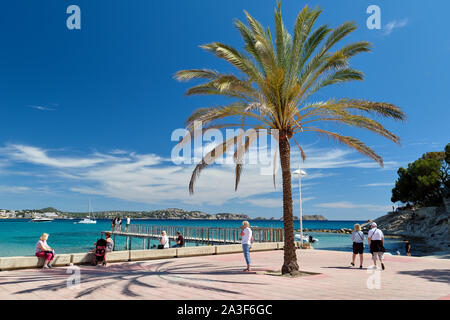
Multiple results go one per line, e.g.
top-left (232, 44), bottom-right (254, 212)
top-left (126, 216), bottom-right (131, 232)
top-left (240, 221), bottom-right (253, 272)
top-left (368, 222), bottom-right (386, 270)
top-left (116, 217), bottom-right (122, 231)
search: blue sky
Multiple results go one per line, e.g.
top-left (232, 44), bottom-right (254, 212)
top-left (0, 0), bottom-right (449, 219)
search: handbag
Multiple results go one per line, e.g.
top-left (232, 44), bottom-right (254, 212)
top-left (157, 244), bottom-right (164, 249)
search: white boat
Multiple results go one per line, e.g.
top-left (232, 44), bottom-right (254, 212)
top-left (295, 233), bottom-right (319, 243)
top-left (77, 200), bottom-right (97, 224)
top-left (78, 218), bottom-right (97, 224)
top-left (31, 217), bottom-right (54, 222)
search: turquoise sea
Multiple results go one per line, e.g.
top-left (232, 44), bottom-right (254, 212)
top-left (0, 219), bottom-right (409, 257)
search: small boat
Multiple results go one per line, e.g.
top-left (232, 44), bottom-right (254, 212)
top-left (76, 199), bottom-right (97, 224)
top-left (295, 233), bottom-right (319, 243)
top-left (31, 217), bottom-right (54, 222)
top-left (77, 218), bottom-right (97, 224)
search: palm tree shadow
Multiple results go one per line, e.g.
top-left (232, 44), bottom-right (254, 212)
top-left (397, 269), bottom-right (450, 284)
top-left (2, 260), bottom-right (268, 298)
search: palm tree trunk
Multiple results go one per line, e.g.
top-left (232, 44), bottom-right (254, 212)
top-left (279, 133), bottom-right (299, 274)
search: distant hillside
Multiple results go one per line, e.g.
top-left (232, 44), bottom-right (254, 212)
top-left (64, 208), bottom-right (250, 220)
top-left (253, 215), bottom-right (327, 221)
top-left (18, 207), bottom-right (326, 221)
top-left (300, 215), bottom-right (328, 221)
top-left (290, 215), bottom-right (328, 221)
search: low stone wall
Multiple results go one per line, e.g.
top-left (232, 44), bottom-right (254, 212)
top-left (0, 242), bottom-right (298, 271)
top-left (130, 248), bottom-right (177, 261)
top-left (177, 246), bottom-right (216, 257)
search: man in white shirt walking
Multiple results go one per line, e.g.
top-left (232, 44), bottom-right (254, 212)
top-left (368, 222), bottom-right (386, 270)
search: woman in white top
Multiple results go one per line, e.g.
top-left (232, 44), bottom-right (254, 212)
top-left (35, 233), bottom-right (55, 269)
top-left (158, 231), bottom-right (169, 249)
top-left (350, 224), bottom-right (365, 268)
top-left (240, 221), bottom-right (253, 271)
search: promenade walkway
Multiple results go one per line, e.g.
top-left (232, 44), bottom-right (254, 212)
top-left (0, 249), bottom-right (448, 300)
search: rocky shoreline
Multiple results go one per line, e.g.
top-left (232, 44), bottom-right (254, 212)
top-left (360, 198), bottom-right (450, 257)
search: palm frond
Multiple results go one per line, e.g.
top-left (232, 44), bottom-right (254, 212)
top-left (320, 21), bottom-right (357, 54)
top-left (174, 69), bottom-right (219, 81)
top-left (234, 132), bottom-right (258, 190)
top-left (189, 135), bottom-right (241, 194)
top-left (305, 128), bottom-right (384, 166)
top-left (201, 42), bottom-right (262, 82)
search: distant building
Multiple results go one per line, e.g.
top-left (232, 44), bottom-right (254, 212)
top-left (43, 212), bottom-right (58, 218)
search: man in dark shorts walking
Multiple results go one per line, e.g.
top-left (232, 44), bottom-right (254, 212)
top-left (368, 222), bottom-right (386, 270)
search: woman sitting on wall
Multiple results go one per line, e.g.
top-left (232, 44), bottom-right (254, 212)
top-left (35, 233), bottom-right (55, 269)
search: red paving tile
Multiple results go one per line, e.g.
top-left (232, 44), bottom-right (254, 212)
top-left (0, 249), bottom-right (448, 300)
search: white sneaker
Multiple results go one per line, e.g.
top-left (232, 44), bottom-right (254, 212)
top-left (43, 265), bottom-right (50, 269)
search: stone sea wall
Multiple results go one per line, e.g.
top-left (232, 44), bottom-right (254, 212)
top-left (0, 242), bottom-right (297, 271)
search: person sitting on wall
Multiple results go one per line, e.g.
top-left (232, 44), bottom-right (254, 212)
top-left (171, 231), bottom-right (185, 248)
top-left (35, 233), bottom-right (55, 269)
top-left (158, 231), bottom-right (169, 249)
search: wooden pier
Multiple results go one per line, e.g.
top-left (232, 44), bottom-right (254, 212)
top-left (102, 224), bottom-right (284, 251)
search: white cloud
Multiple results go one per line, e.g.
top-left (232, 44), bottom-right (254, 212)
top-left (28, 105), bottom-right (56, 111)
top-left (383, 19), bottom-right (408, 35)
top-left (2, 144), bottom-right (128, 168)
top-left (315, 201), bottom-right (390, 212)
top-left (0, 186), bottom-right (31, 193)
top-left (363, 183), bottom-right (393, 187)
top-left (0, 143), bottom-right (398, 208)
top-left (244, 196), bottom-right (315, 208)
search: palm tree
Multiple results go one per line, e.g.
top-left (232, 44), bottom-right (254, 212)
top-left (175, 2), bottom-right (406, 275)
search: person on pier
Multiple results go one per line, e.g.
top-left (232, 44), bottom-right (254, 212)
top-left (158, 231), bottom-right (169, 249)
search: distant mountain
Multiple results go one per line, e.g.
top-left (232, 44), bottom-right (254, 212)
top-left (18, 207), bottom-right (327, 221)
top-left (300, 215), bottom-right (328, 221)
top-left (64, 208), bottom-right (250, 220)
top-left (282, 215), bottom-right (328, 221)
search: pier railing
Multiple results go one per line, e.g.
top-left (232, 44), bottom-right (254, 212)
top-left (109, 224), bottom-right (284, 245)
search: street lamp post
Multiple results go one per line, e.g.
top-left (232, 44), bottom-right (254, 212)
top-left (293, 167), bottom-right (307, 246)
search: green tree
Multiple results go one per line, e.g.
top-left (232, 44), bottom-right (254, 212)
top-left (443, 143), bottom-right (450, 196)
top-left (392, 143), bottom-right (449, 206)
top-left (176, 3), bottom-right (406, 274)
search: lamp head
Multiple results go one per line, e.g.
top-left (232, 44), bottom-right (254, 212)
top-left (293, 169), bottom-right (307, 176)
